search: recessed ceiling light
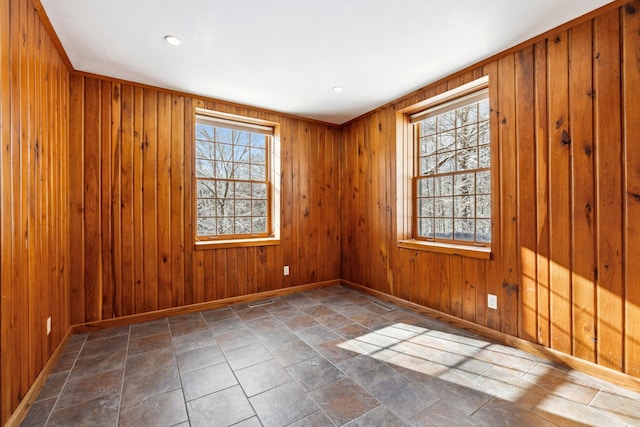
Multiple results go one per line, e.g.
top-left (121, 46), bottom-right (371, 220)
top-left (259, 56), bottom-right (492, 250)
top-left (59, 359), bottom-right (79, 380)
top-left (164, 35), bottom-right (181, 46)
top-left (333, 86), bottom-right (344, 93)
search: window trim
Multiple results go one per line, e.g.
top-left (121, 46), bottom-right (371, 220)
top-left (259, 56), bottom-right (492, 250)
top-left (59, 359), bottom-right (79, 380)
top-left (193, 108), bottom-right (281, 248)
top-left (395, 76), bottom-right (495, 259)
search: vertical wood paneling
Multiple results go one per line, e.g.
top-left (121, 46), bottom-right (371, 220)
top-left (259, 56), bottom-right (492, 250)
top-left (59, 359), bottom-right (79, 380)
top-left (68, 75), bottom-right (342, 324)
top-left (547, 31), bottom-right (572, 354)
top-left (569, 21), bottom-right (597, 363)
top-left (339, 1), bottom-right (640, 380)
top-left (497, 54), bottom-right (519, 336)
top-left (594, 9), bottom-right (624, 371)
top-left (534, 40), bottom-right (551, 348)
top-left (623, 0), bottom-right (640, 378)
top-left (1, 0), bottom-right (70, 423)
top-left (515, 46), bottom-right (537, 342)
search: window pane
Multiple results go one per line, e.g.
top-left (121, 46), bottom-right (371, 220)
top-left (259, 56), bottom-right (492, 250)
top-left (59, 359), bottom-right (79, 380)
top-left (234, 131), bottom-right (250, 146)
top-left (477, 195), bottom-right (491, 218)
top-left (250, 134), bottom-right (266, 148)
top-left (436, 152), bottom-right (455, 173)
top-left (234, 163), bottom-right (250, 180)
top-left (456, 125), bottom-right (478, 149)
top-left (477, 171), bottom-right (491, 194)
top-left (195, 159), bottom-right (214, 178)
top-left (216, 181), bottom-right (234, 199)
top-left (437, 111), bottom-right (456, 132)
top-left (215, 161), bottom-right (232, 179)
top-left (418, 177), bottom-right (434, 197)
top-left (454, 173), bottom-right (475, 195)
top-left (435, 197), bottom-right (453, 217)
top-left (478, 122), bottom-right (490, 145)
top-left (420, 135), bottom-right (436, 156)
top-left (479, 145), bottom-right (491, 168)
top-left (217, 199), bottom-right (234, 217)
top-left (435, 218), bottom-right (453, 239)
top-left (234, 144), bottom-right (250, 162)
top-left (235, 217), bottom-right (251, 234)
top-left (419, 198), bottom-right (434, 217)
top-left (419, 218), bottom-right (434, 238)
top-left (421, 117), bottom-right (437, 136)
top-left (454, 219), bottom-right (475, 241)
top-left (477, 219), bottom-right (491, 242)
top-left (235, 181), bottom-right (251, 199)
top-left (253, 200), bottom-right (267, 216)
top-left (250, 148), bottom-right (266, 165)
top-left (478, 99), bottom-right (490, 121)
top-left (197, 199), bottom-right (216, 217)
top-left (236, 200), bottom-right (251, 217)
top-left (251, 165), bottom-right (266, 181)
top-left (436, 175), bottom-right (453, 196)
top-left (252, 217), bottom-right (267, 233)
top-left (253, 183), bottom-right (267, 198)
top-left (421, 155), bottom-right (437, 175)
top-left (457, 103), bottom-right (478, 127)
top-left (437, 130), bottom-right (455, 152)
top-left (454, 195), bottom-right (475, 218)
top-left (197, 218), bottom-right (216, 236)
top-left (215, 143), bottom-right (232, 161)
top-left (456, 148), bottom-right (478, 171)
top-left (218, 217), bottom-right (234, 235)
top-left (197, 181), bottom-right (215, 198)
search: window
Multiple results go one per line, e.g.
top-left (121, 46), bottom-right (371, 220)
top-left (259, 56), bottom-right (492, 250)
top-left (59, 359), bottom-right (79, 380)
top-left (194, 110), bottom-right (280, 245)
top-left (397, 77), bottom-right (492, 258)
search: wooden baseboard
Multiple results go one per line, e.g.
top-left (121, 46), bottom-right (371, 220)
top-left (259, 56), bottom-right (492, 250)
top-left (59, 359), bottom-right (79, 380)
top-left (73, 280), bottom-right (340, 334)
top-left (341, 280), bottom-right (640, 393)
top-left (5, 328), bottom-right (75, 427)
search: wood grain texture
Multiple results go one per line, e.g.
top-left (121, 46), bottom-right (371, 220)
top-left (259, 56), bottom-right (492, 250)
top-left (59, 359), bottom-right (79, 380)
top-left (1, 0), bottom-right (70, 423)
top-left (340, 2), bottom-right (640, 379)
top-left (67, 75), bottom-right (342, 323)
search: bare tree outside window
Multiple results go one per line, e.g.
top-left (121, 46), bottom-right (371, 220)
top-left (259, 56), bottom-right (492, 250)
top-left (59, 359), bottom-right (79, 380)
top-left (195, 117), bottom-right (270, 239)
top-left (414, 93), bottom-right (491, 244)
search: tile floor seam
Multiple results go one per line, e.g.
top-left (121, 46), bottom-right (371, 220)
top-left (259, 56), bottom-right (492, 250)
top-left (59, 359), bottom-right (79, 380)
top-left (41, 336), bottom-right (85, 427)
top-left (111, 325), bottom-right (130, 426)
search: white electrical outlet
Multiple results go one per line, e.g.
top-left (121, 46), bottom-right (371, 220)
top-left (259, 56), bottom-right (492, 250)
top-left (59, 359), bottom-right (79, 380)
top-left (283, 265), bottom-right (290, 276)
top-left (487, 294), bottom-right (498, 310)
top-left (46, 316), bottom-right (52, 335)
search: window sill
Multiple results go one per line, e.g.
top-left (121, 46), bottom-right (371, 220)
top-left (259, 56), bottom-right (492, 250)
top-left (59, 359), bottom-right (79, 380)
top-left (397, 239), bottom-right (491, 260)
top-left (195, 237), bottom-right (280, 250)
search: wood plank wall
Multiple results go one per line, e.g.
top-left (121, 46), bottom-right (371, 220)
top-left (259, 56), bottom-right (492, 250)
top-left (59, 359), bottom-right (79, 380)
top-left (340, 1), bottom-right (640, 377)
top-left (0, 0), bottom-right (71, 423)
top-left (67, 76), bottom-right (342, 324)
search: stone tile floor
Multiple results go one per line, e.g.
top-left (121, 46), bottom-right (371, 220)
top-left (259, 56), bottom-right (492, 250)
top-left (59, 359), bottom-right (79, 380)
top-left (22, 285), bottom-right (640, 426)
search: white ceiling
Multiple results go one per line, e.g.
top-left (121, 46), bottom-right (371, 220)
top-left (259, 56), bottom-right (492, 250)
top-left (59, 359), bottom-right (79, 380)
top-left (41, 0), bottom-right (613, 125)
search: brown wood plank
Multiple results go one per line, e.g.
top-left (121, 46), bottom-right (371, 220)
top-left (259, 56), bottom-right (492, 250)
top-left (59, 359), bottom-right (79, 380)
top-left (594, 9), bottom-right (624, 371)
top-left (483, 60), bottom-right (501, 330)
top-left (100, 80), bottom-right (113, 319)
top-left (170, 94), bottom-right (185, 307)
top-left (203, 250), bottom-right (215, 301)
top-left (462, 258), bottom-right (478, 322)
top-left (569, 20), bottom-right (597, 363)
top-left (515, 46), bottom-right (537, 342)
top-left (497, 54), bottom-right (519, 336)
top-left (83, 77), bottom-right (102, 322)
top-left (623, 0), bottom-right (640, 378)
top-left (133, 87), bottom-right (145, 314)
top-left (157, 91), bottom-right (172, 309)
top-left (547, 31), bottom-right (572, 354)
top-left (120, 85), bottom-right (135, 316)
top-left (142, 88), bottom-right (159, 312)
top-left (534, 40), bottom-right (551, 347)
top-left (111, 83), bottom-right (122, 318)
top-left (449, 256), bottom-right (463, 318)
